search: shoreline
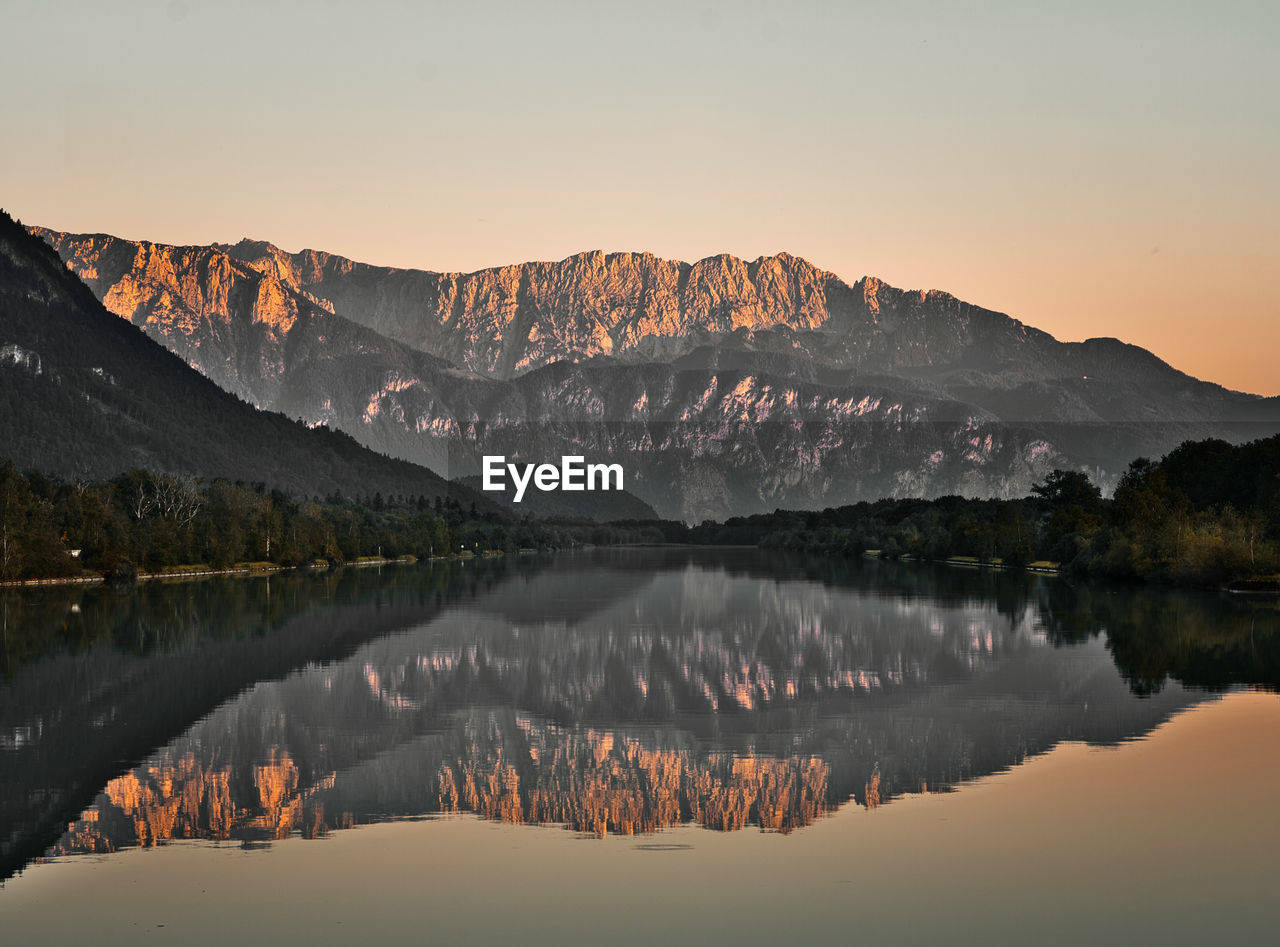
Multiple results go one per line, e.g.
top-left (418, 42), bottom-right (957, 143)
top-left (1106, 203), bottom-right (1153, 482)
top-left (0, 556), bottom-right (427, 590)
top-left (864, 550), bottom-right (1061, 574)
top-left (3, 548), bottom-right (1276, 595)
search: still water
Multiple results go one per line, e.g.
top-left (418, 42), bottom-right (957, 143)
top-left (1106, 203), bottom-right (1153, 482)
top-left (1, 549), bottom-right (1278, 943)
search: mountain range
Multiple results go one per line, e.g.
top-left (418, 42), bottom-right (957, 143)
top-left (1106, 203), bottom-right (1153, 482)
top-left (30, 226), bottom-right (1280, 520)
top-left (0, 211), bottom-right (478, 504)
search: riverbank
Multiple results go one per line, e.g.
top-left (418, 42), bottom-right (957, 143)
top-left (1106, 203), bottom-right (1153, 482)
top-left (0, 555), bottom-right (427, 590)
top-left (1226, 577), bottom-right (1280, 594)
top-left (866, 551), bottom-right (1062, 575)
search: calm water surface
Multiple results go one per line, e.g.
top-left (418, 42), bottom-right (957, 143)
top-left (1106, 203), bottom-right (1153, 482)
top-left (1, 549), bottom-right (1278, 944)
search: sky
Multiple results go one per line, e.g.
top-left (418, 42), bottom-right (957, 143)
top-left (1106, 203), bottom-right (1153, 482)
top-left (5, 0), bottom-right (1277, 394)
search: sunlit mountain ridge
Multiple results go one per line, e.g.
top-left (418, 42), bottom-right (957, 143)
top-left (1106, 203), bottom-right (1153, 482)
top-left (32, 227), bottom-right (1280, 520)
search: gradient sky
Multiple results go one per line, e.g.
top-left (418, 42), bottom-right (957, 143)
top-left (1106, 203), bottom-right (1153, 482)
top-left (5, 0), bottom-right (1277, 393)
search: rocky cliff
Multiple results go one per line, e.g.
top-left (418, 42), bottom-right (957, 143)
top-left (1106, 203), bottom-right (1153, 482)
top-left (39, 231), bottom-right (1088, 381)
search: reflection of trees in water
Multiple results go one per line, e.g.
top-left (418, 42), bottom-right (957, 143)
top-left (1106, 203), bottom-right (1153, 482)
top-left (32, 559), bottom-right (1199, 858)
top-left (4, 549), bottom-right (1275, 875)
top-left (0, 556), bottom-right (526, 678)
top-left (0, 558), bottom-right (522, 880)
top-left (776, 552), bottom-right (1280, 694)
top-left (1036, 578), bottom-right (1280, 694)
top-left (712, 551), bottom-right (1280, 695)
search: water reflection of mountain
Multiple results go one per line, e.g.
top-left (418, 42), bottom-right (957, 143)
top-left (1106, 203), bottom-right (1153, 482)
top-left (5, 551), bottom-right (1280, 876)
top-left (0, 559), bottom-right (525, 880)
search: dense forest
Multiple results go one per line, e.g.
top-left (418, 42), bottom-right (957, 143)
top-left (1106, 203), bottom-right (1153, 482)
top-left (675, 434), bottom-right (1280, 586)
top-left (1, 434), bottom-right (1277, 587)
top-left (0, 465), bottom-right (570, 581)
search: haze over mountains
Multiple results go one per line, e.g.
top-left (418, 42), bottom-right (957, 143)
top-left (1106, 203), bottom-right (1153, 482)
top-left (31, 226), bottom-right (1280, 521)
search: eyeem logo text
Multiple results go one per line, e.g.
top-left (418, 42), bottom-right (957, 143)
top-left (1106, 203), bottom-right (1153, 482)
top-left (482, 455), bottom-right (624, 503)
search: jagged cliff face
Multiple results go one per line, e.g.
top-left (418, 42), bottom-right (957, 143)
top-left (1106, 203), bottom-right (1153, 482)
top-left (31, 228), bottom-right (1280, 519)
top-left (207, 240), bottom-right (1061, 380)
top-left (38, 228), bottom-right (1054, 383)
top-left (25, 230), bottom-right (345, 406)
top-left (229, 241), bottom-right (848, 375)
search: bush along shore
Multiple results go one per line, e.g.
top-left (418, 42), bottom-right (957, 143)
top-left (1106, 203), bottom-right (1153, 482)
top-left (0, 556), bottom-right (433, 589)
top-left (0, 468), bottom-right (565, 586)
top-left (1, 434), bottom-right (1278, 590)
top-left (677, 435), bottom-right (1280, 589)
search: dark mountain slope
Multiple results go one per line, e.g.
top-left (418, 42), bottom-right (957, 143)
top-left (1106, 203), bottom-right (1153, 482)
top-left (0, 211), bottom-right (478, 503)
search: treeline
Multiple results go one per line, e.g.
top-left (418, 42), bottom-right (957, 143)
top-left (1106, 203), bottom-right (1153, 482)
top-left (3, 435), bottom-right (1277, 587)
top-left (0, 463), bottom-right (699, 582)
top-left (0, 466), bottom-right (566, 581)
top-left (680, 435), bottom-right (1280, 586)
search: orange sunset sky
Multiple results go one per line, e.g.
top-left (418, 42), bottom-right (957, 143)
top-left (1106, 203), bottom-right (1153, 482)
top-left (5, 0), bottom-right (1277, 394)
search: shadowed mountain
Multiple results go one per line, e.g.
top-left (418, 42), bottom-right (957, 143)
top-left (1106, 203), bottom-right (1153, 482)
top-left (31, 229), bottom-right (1280, 519)
top-left (0, 212), bottom-right (481, 503)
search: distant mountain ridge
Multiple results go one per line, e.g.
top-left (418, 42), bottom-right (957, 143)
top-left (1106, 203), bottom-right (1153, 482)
top-left (36, 228), bottom-right (1191, 389)
top-left (30, 226), bottom-right (1280, 520)
top-left (212, 239), bottom-right (1259, 400)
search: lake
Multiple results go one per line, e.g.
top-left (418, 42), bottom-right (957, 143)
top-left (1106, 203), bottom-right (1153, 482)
top-left (1, 549), bottom-right (1278, 944)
